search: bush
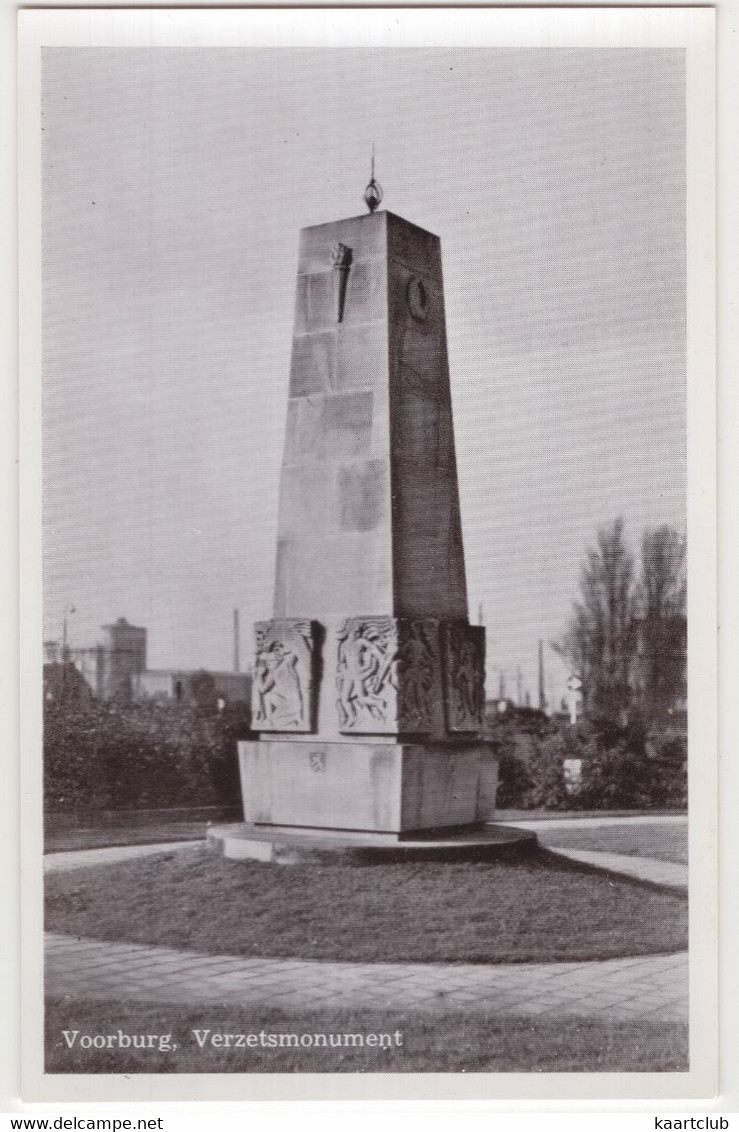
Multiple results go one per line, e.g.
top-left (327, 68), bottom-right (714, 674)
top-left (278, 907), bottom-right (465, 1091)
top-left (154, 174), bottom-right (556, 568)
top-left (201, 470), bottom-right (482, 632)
top-left (490, 708), bottom-right (686, 812)
top-left (642, 733), bottom-right (688, 809)
top-left (486, 707), bottom-right (569, 810)
top-left (43, 694), bottom-right (253, 815)
top-left (574, 724), bottom-right (687, 810)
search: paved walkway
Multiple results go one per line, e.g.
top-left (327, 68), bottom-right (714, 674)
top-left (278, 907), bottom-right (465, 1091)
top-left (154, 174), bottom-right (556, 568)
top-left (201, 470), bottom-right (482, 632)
top-left (45, 933), bottom-right (687, 1021)
top-left (44, 841), bottom-right (202, 873)
top-left (501, 814), bottom-right (686, 830)
top-left (545, 847), bottom-right (688, 889)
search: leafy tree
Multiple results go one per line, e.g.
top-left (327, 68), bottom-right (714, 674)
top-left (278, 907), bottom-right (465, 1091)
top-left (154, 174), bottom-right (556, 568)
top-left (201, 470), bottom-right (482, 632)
top-left (555, 518), bottom-right (638, 727)
top-left (636, 525), bottom-right (686, 727)
top-left (188, 669), bottom-right (218, 713)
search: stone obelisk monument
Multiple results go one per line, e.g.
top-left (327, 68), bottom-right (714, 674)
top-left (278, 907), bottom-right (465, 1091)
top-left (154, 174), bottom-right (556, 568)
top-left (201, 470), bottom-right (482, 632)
top-left (238, 171), bottom-right (497, 840)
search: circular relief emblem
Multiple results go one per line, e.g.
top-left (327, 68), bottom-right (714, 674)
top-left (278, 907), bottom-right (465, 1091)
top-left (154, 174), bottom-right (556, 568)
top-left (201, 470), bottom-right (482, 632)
top-left (406, 276), bottom-right (429, 322)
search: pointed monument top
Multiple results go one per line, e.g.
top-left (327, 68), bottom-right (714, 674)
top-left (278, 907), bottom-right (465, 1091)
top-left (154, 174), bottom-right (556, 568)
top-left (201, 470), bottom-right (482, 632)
top-left (363, 144), bottom-right (383, 213)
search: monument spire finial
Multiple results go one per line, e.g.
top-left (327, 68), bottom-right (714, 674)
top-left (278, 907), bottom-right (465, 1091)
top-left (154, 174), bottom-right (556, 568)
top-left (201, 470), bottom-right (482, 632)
top-left (363, 144), bottom-right (383, 213)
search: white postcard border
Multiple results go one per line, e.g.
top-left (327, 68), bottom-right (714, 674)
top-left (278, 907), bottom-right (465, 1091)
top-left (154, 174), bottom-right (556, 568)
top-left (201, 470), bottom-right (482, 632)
top-left (17, 6), bottom-right (717, 1105)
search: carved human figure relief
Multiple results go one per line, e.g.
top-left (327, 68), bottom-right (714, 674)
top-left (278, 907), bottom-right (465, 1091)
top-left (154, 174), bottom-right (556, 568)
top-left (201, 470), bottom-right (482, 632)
top-left (336, 617), bottom-right (439, 733)
top-left (336, 617), bottom-right (398, 732)
top-left (444, 622), bottom-right (486, 732)
top-left (252, 619), bottom-right (314, 732)
top-left (397, 619), bottom-right (438, 731)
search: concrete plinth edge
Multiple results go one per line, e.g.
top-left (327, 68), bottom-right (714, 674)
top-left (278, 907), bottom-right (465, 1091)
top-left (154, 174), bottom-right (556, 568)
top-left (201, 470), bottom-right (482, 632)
top-left (207, 822), bottom-right (537, 864)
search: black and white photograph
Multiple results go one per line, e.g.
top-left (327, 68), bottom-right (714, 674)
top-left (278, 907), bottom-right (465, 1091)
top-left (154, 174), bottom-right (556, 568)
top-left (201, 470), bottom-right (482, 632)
top-left (18, 7), bottom-right (716, 1103)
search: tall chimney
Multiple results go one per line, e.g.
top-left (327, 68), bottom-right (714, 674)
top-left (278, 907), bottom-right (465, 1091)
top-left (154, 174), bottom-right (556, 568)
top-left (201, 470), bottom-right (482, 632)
top-left (233, 608), bottom-right (240, 673)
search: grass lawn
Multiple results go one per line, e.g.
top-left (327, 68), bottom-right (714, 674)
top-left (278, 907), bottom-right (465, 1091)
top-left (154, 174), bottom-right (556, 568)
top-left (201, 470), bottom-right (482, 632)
top-left (536, 821), bottom-right (688, 864)
top-left (45, 997), bottom-right (687, 1073)
top-left (45, 845), bottom-right (687, 964)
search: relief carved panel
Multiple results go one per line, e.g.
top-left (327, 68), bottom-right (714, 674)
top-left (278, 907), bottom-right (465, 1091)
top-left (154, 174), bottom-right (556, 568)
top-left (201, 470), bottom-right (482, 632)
top-left (336, 617), bottom-right (440, 734)
top-left (397, 619), bottom-right (440, 732)
top-left (336, 616), bottom-right (399, 733)
top-left (400, 274), bottom-right (443, 403)
top-left (331, 242), bottom-right (353, 323)
top-left (252, 619), bottom-right (315, 732)
top-left (443, 622), bottom-right (486, 732)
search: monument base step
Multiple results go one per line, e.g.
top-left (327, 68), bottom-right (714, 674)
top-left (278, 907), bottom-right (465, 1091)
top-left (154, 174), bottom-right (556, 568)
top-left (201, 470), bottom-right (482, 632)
top-left (207, 821), bottom-right (537, 864)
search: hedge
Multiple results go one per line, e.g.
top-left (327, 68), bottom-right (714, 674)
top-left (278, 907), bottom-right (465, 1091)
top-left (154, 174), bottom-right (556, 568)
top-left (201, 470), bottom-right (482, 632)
top-left (44, 695), bottom-right (251, 814)
top-left (45, 693), bottom-right (686, 817)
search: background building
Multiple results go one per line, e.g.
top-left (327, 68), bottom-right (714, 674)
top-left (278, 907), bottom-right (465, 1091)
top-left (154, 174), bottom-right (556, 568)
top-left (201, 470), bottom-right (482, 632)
top-left (44, 617), bottom-right (251, 706)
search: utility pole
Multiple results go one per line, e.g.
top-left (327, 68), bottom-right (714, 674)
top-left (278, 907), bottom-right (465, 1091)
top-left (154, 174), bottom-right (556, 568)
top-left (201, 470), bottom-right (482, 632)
top-left (62, 604), bottom-right (76, 664)
top-left (233, 609), bottom-right (240, 673)
top-left (498, 671), bottom-right (506, 700)
top-left (538, 639), bottom-right (545, 713)
top-left (516, 666), bottom-right (523, 706)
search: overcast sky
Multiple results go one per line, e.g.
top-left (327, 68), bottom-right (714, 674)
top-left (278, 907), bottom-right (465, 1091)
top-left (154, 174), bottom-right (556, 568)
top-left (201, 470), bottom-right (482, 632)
top-left (42, 46), bottom-right (685, 705)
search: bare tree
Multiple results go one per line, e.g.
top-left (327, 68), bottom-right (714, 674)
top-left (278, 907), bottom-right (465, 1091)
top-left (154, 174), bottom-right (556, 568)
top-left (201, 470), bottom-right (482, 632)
top-left (636, 525), bottom-right (686, 726)
top-left (555, 518), bottom-right (638, 726)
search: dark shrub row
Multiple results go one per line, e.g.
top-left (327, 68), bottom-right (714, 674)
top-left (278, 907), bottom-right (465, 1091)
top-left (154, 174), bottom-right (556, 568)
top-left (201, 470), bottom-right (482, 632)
top-left (44, 696), bottom-right (251, 814)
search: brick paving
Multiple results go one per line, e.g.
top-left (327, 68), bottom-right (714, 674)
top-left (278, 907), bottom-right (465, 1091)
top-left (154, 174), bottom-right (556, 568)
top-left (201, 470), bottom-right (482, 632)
top-left (45, 932), bottom-right (687, 1021)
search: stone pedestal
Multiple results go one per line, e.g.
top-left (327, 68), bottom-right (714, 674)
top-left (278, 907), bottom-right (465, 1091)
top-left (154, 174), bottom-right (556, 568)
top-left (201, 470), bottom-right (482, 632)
top-left (240, 208), bottom-right (498, 836)
top-left (239, 740), bottom-right (486, 835)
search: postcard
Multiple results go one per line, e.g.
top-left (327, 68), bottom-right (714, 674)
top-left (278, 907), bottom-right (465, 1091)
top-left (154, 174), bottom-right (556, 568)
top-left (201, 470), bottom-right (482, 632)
top-left (18, 7), bottom-right (716, 1104)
